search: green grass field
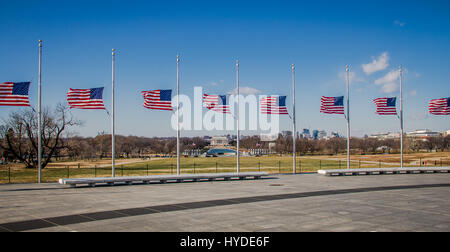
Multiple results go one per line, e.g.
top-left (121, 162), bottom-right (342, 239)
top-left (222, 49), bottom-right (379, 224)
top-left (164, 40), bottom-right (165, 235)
top-left (0, 155), bottom-right (404, 184)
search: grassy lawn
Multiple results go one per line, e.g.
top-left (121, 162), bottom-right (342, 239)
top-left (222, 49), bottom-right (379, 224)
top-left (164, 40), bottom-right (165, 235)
top-left (1, 153), bottom-right (449, 184)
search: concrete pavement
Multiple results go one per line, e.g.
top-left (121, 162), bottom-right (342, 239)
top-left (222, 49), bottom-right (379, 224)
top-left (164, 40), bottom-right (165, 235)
top-left (0, 173), bottom-right (449, 232)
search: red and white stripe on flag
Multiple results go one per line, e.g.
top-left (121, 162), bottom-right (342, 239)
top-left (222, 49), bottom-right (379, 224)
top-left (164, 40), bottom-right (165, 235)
top-left (67, 88), bottom-right (106, 110)
top-left (0, 82), bottom-right (31, 107)
top-left (320, 96), bottom-right (344, 114)
top-left (203, 94), bottom-right (231, 114)
top-left (373, 97), bottom-right (397, 115)
top-left (260, 96), bottom-right (289, 115)
top-left (142, 90), bottom-right (173, 111)
top-left (429, 98), bottom-right (450, 115)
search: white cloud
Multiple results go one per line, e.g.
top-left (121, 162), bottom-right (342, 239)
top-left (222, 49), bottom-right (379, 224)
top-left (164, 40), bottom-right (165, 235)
top-left (374, 69), bottom-right (400, 93)
top-left (228, 86), bottom-right (261, 95)
top-left (362, 52), bottom-right (390, 75)
top-left (211, 80), bottom-right (224, 86)
top-left (338, 70), bottom-right (365, 83)
top-left (408, 111), bottom-right (428, 121)
top-left (394, 20), bottom-right (405, 27)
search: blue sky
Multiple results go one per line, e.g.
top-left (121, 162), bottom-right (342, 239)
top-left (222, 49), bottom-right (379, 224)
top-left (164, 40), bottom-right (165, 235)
top-left (1, 0), bottom-right (450, 137)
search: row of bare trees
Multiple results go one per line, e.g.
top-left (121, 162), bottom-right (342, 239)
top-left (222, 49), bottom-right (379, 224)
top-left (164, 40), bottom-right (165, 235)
top-left (64, 134), bottom-right (209, 160)
top-left (253, 135), bottom-right (450, 155)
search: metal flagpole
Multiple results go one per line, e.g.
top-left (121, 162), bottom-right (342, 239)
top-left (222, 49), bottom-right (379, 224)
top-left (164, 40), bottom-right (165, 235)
top-left (346, 65), bottom-right (350, 169)
top-left (236, 60), bottom-right (240, 173)
top-left (399, 65), bottom-right (404, 168)
top-left (177, 55), bottom-right (181, 175)
top-left (292, 64), bottom-right (296, 174)
top-left (111, 49), bottom-right (116, 177)
top-left (38, 40), bottom-right (42, 183)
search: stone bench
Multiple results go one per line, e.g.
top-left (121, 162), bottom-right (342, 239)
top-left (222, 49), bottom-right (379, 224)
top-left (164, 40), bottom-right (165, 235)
top-left (317, 167), bottom-right (450, 176)
top-left (59, 172), bottom-right (269, 188)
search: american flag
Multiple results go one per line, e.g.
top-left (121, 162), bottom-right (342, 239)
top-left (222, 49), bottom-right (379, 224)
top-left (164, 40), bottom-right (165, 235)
top-left (203, 94), bottom-right (231, 114)
top-left (373, 97), bottom-right (397, 115)
top-left (67, 87), bottom-right (106, 110)
top-left (141, 89), bottom-right (172, 111)
top-left (320, 96), bottom-right (344, 114)
top-left (260, 96), bottom-right (289, 115)
top-left (0, 82), bottom-right (31, 107)
top-left (429, 97), bottom-right (450, 115)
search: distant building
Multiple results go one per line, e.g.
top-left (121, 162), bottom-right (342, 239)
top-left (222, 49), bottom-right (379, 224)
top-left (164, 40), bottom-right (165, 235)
top-left (318, 130), bottom-right (327, 140)
top-left (210, 136), bottom-right (229, 146)
top-left (444, 130), bottom-right (450, 136)
top-left (312, 130), bottom-right (319, 140)
top-left (369, 132), bottom-right (400, 140)
top-left (302, 129), bottom-right (311, 139)
top-left (182, 149), bottom-right (203, 156)
top-left (330, 131), bottom-right (341, 138)
top-left (206, 148), bottom-right (236, 157)
top-left (203, 136), bottom-right (212, 143)
top-left (248, 148), bottom-right (273, 156)
top-left (407, 129), bottom-right (441, 138)
top-left (260, 134), bottom-right (277, 142)
top-left (282, 130), bottom-right (292, 138)
top-left (268, 142), bottom-right (276, 150)
top-left (226, 134), bottom-right (236, 142)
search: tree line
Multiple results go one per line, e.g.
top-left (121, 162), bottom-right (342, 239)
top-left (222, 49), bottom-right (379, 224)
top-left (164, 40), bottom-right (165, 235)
top-left (61, 133), bottom-right (450, 159)
top-left (266, 135), bottom-right (450, 155)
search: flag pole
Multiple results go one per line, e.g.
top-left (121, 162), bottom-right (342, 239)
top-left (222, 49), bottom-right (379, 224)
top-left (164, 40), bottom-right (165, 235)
top-left (399, 65), bottom-right (404, 168)
top-left (346, 65), bottom-right (350, 169)
top-left (111, 49), bottom-right (116, 177)
top-left (236, 60), bottom-right (240, 173)
top-left (177, 55), bottom-right (180, 175)
top-left (292, 64), bottom-right (296, 174)
top-left (37, 40), bottom-right (42, 183)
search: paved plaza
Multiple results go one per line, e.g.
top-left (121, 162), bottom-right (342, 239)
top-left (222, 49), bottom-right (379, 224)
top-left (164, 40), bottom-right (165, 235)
top-left (0, 173), bottom-right (449, 232)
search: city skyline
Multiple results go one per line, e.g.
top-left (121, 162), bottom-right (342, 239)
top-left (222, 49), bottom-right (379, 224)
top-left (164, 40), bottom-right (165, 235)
top-left (1, 0), bottom-right (449, 138)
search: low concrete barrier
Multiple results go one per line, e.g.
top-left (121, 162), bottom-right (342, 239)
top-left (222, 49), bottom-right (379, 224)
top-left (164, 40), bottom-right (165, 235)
top-left (318, 167), bottom-right (450, 176)
top-left (59, 172), bottom-right (269, 188)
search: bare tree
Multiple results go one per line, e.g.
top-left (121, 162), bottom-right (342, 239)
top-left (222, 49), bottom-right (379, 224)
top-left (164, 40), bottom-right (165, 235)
top-left (65, 136), bottom-right (96, 160)
top-left (444, 135), bottom-right (450, 151)
top-left (0, 104), bottom-right (82, 168)
top-left (327, 137), bottom-right (346, 155)
top-left (93, 131), bottom-right (111, 159)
